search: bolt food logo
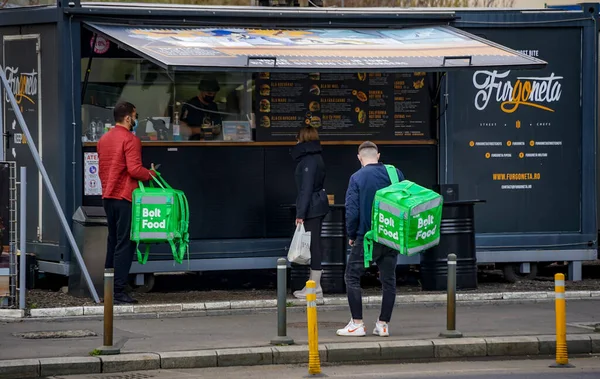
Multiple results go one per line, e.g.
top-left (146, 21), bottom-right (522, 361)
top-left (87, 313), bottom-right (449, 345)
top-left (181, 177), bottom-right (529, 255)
top-left (472, 70), bottom-right (563, 113)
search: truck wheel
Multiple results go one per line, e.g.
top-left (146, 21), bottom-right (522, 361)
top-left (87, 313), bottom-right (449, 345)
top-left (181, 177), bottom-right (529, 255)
top-left (502, 263), bottom-right (538, 283)
top-left (134, 274), bottom-right (155, 293)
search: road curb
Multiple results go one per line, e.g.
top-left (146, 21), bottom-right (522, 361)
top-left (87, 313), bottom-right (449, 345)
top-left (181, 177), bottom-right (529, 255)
top-left (1, 334), bottom-right (599, 378)
top-left (4, 290), bottom-right (599, 320)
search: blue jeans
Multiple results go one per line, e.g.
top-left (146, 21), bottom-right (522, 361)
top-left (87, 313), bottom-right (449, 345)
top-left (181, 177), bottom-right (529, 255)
top-left (345, 237), bottom-right (397, 322)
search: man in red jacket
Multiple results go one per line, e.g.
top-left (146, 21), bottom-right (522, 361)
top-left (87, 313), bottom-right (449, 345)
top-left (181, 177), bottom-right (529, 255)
top-left (97, 102), bottom-right (155, 304)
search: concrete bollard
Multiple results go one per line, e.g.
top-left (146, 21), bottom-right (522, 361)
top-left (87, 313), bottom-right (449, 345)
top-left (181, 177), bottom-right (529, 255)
top-left (550, 273), bottom-right (574, 368)
top-left (439, 253), bottom-right (462, 338)
top-left (271, 258), bottom-right (294, 345)
top-left (97, 268), bottom-right (120, 355)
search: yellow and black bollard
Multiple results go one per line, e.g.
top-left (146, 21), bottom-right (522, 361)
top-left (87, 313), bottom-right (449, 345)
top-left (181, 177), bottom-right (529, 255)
top-left (306, 280), bottom-right (323, 376)
top-left (550, 273), bottom-right (573, 368)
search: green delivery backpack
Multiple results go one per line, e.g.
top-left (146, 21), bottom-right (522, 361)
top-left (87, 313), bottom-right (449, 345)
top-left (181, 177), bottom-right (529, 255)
top-left (130, 172), bottom-right (190, 265)
top-left (363, 165), bottom-right (443, 268)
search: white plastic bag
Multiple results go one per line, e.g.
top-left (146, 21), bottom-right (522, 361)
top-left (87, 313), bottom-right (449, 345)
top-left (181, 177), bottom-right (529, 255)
top-left (287, 224), bottom-right (311, 265)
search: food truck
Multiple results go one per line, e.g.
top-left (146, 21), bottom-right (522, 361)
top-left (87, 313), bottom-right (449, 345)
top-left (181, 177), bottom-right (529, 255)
top-left (0, 1), bottom-right (597, 293)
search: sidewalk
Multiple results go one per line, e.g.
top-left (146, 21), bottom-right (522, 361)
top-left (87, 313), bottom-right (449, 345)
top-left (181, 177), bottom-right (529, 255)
top-left (1, 300), bottom-right (599, 361)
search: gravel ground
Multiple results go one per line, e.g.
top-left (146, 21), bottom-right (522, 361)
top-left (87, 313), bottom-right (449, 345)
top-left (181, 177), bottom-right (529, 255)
top-left (19, 261), bottom-right (600, 309)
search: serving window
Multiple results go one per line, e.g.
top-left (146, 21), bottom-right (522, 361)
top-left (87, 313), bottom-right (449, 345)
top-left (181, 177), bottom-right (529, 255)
top-left (81, 58), bottom-right (254, 143)
top-left (80, 56), bottom-right (438, 145)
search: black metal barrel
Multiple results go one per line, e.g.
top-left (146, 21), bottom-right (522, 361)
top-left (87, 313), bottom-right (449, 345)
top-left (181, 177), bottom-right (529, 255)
top-left (290, 205), bottom-right (346, 294)
top-left (420, 200), bottom-right (482, 291)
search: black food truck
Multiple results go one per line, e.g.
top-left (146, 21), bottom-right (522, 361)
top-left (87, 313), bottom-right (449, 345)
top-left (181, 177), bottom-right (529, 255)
top-left (0, 2), bottom-right (597, 295)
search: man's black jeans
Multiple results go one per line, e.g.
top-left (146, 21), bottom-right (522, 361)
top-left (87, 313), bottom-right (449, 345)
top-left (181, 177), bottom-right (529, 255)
top-left (345, 237), bottom-right (397, 322)
top-left (103, 199), bottom-right (135, 294)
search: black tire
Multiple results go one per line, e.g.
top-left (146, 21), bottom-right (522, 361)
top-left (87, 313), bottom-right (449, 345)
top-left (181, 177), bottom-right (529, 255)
top-left (502, 263), bottom-right (538, 283)
top-left (133, 274), bottom-right (155, 293)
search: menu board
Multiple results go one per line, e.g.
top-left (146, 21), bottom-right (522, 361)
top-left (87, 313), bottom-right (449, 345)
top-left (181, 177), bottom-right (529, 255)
top-left (449, 28), bottom-right (582, 233)
top-left (255, 72), bottom-right (433, 141)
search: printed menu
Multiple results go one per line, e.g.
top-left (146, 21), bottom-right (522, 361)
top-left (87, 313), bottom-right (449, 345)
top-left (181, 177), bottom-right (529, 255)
top-left (255, 72), bottom-right (433, 141)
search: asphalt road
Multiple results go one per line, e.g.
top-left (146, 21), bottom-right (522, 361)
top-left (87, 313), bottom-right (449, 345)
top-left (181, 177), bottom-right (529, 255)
top-left (54, 357), bottom-right (600, 379)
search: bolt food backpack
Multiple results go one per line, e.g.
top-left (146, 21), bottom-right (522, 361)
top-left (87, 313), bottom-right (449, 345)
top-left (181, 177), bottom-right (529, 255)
top-left (130, 172), bottom-right (190, 265)
top-left (363, 165), bottom-right (443, 268)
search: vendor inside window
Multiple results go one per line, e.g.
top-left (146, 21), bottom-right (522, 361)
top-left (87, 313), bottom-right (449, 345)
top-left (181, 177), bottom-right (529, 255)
top-left (180, 78), bottom-right (223, 140)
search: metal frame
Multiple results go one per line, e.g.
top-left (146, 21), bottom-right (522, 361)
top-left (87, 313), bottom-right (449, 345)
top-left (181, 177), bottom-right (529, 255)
top-left (3, 35), bottom-right (44, 241)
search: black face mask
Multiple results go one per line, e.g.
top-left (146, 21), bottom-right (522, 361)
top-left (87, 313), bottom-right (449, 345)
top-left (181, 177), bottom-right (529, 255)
top-left (203, 95), bottom-right (215, 103)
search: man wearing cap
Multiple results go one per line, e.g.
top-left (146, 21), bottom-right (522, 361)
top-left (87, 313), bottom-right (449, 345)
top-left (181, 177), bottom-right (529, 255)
top-left (180, 78), bottom-right (222, 140)
top-left (337, 141), bottom-right (405, 338)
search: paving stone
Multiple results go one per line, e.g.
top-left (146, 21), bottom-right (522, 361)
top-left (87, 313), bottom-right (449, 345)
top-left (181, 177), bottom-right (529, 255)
top-left (486, 336), bottom-right (539, 356)
top-left (100, 353), bottom-right (160, 373)
top-left (133, 304), bottom-right (182, 313)
top-left (539, 334), bottom-right (592, 355)
top-left (204, 301), bottom-right (231, 310)
top-left (30, 307), bottom-right (83, 318)
top-left (502, 292), bottom-right (547, 300)
top-left (433, 338), bottom-right (487, 358)
top-left (182, 303), bottom-right (206, 311)
top-left (325, 342), bottom-right (381, 363)
top-left (0, 359), bottom-right (40, 378)
top-left (159, 350), bottom-right (217, 369)
top-left (272, 345), bottom-right (327, 364)
top-left (589, 334), bottom-right (600, 354)
top-left (0, 309), bottom-right (24, 318)
top-left (39, 356), bottom-right (100, 376)
top-left (216, 347), bottom-right (273, 367)
top-left (379, 339), bottom-right (434, 360)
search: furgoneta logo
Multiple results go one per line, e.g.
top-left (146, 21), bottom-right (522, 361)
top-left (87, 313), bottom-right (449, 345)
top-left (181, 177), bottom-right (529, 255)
top-left (472, 70), bottom-right (563, 113)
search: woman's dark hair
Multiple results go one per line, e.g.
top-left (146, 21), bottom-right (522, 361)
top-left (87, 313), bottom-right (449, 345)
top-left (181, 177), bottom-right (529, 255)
top-left (297, 126), bottom-right (319, 143)
top-left (113, 102), bottom-right (136, 123)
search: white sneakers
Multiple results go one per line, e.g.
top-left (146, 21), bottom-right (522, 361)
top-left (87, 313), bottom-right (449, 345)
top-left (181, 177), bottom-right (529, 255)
top-left (336, 320), bottom-right (366, 337)
top-left (336, 319), bottom-right (390, 337)
top-left (293, 269), bottom-right (323, 300)
top-left (373, 321), bottom-right (390, 337)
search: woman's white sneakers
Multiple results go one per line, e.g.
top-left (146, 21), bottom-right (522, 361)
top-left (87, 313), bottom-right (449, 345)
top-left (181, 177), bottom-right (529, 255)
top-left (373, 321), bottom-right (390, 337)
top-left (336, 320), bottom-right (367, 337)
top-left (336, 320), bottom-right (390, 337)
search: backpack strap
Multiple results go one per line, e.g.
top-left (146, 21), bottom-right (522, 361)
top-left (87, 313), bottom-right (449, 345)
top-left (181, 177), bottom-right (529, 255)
top-left (363, 231), bottom-right (375, 268)
top-left (136, 243), bottom-right (150, 265)
top-left (384, 164), bottom-right (399, 184)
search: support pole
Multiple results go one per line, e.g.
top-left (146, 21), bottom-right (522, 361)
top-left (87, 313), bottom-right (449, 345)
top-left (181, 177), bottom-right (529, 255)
top-left (97, 268), bottom-right (120, 355)
top-left (550, 273), bottom-right (573, 368)
top-left (18, 166), bottom-right (26, 310)
top-left (0, 64), bottom-right (100, 303)
top-left (440, 253), bottom-right (462, 338)
top-left (271, 258), bottom-right (294, 345)
top-left (306, 280), bottom-right (322, 376)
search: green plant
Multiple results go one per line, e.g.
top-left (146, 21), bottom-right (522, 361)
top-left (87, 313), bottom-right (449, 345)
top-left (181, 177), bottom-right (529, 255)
top-left (89, 349), bottom-right (101, 356)
top-left (286, 301), bottom-right (294, 307)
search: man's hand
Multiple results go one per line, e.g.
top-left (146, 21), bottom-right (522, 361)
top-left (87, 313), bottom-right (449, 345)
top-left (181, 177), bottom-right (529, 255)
top-left (349, 239), bottom-right (355, 247)
top-left (295, 218), bottom-right (304, 226)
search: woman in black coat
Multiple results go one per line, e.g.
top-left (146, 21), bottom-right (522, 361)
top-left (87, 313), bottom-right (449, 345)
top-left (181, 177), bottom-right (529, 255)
top-left (290, 126), bottom-right (329, 299)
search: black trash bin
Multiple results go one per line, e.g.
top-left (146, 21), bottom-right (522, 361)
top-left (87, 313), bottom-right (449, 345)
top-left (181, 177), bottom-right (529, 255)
top-left (420, 200), bottom-right (484, 291)
top-left (69, 206), bottom-right (108, 298)
top-left (289, 205), bottom-right (346, 294)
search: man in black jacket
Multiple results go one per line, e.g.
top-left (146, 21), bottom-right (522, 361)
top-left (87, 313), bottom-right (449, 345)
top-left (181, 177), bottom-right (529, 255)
top-left (337, 141), bottom-right (405, 337)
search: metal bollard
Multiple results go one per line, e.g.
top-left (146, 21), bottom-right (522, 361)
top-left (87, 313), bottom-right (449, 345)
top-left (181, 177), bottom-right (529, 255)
top-left (97, 268), bottom-right (120, 355)
top-left (550, 273), bottom-right (574, 368)
top-left (439, 253), bottom-right (462, 338)
top-left (306, 280), bottom-right (322, 376)
top-left (271, 258), bottom-right (294, 345)
top-left (19, 167), bottom-right (26, 310)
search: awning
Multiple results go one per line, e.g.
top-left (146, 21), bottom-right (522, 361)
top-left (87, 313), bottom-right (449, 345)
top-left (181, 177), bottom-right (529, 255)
top-left (83, 22), bottom-right (546, 72)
